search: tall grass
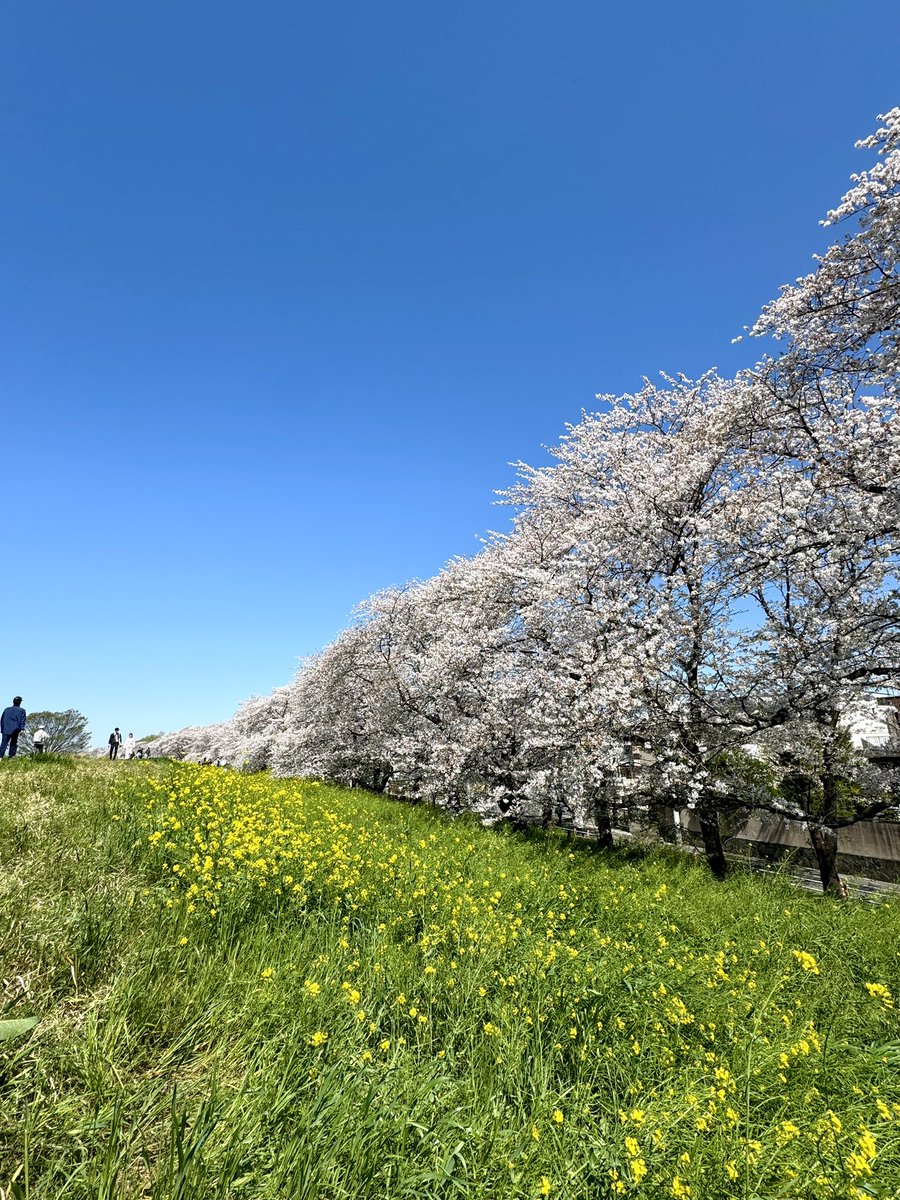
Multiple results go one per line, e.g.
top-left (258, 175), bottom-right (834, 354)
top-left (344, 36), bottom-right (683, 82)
top-left (1, 758), bottom-right (898, 1198)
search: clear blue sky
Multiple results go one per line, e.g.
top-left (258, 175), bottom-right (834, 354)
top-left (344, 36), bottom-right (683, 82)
top-left (3, 1), bottom-right (898, 747)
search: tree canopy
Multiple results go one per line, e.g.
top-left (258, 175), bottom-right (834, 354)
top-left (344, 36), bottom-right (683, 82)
top-left (20, 710), bottom-right (91, 756)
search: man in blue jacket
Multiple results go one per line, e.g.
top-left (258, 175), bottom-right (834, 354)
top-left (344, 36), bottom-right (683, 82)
top-left (0, 696), bottom-right (26, 758)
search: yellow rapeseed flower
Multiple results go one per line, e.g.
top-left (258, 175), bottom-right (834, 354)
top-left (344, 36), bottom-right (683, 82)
top-left (791, 950), bottom-right (819, 975)
top-left (864, 982), bottom-right (894, 1009)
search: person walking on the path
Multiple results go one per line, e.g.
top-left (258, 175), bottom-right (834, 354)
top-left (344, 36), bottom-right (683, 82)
top-left (33, 725), bottom-right (48, 754)
top-left (108, 728), bottom-right (122, 759)
top-left (124, 732), bottom-right (136, 759)
top-left (0, 697), bottom-right (27, 759)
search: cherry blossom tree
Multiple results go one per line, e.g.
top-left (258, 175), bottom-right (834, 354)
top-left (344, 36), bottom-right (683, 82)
top-left (503, 373), bottom-right (775, 877)
top-left (148, 109), bottom-right (899, 893)
top-left (735, 108), bottom-right (900, 888)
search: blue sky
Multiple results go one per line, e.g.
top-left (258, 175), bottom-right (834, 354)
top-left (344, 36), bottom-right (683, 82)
top-left (3, 1), bottom-right (898, 747)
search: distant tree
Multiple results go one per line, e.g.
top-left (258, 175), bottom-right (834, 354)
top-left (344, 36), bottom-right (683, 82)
top-left (20, 710), bottom-right (91, 756)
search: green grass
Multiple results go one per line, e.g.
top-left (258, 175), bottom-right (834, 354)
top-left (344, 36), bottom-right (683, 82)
top-left (1, 757), bottom-right (898, 1199)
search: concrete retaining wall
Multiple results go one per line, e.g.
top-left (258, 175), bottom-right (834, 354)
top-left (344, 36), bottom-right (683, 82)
top-left (678, 810), bottom-right (900, 881)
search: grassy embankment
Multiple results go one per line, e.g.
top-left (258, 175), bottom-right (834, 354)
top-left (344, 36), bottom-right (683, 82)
top-left (1, 757), bottom-right (899, 1199)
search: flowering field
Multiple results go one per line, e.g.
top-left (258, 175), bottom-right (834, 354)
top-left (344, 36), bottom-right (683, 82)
top-left (2, 759), bottom-right (899, 1198)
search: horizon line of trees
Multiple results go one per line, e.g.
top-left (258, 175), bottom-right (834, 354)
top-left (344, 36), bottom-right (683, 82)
top-left (153, 110), bottom-right (900, 895)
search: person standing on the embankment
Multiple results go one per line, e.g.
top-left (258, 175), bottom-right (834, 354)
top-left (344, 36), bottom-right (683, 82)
top-left (108, 728), bottom-right (122, 759)
top-left (0, 696), bottom-right (26, 758)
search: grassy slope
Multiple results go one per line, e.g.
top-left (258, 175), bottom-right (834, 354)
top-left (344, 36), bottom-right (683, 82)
top-left (1, 757), bottom-right (898, 1200)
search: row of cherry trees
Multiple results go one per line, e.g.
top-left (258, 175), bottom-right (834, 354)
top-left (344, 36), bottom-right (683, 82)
top-left (155, 111), bottom-right (900, 892)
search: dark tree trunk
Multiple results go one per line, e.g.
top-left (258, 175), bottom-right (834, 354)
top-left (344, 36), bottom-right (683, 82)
top-left (809, 823), bottom-right (842, 895)
top-left (698, 807), bottom-right (728, 880)
top-left (443, 787), bottom-right (464, 814)
top-left (371, 765), bottom-right (392, 794)
top-left (593, 799), bottom-right (615, 850)
top-left (813, 717), bottom-right (845, 896)
top-left (540, 795), bottom-right (554, 829)
top-left (588, 780), bottom-right (615, 850)
top-left (497, 793), bottom-right (528, 830)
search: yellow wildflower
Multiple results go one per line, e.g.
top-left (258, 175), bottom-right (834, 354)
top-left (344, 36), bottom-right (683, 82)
top-left (864, 982), bottom-right (894, 1009)
top-left (791, 950), bottom-right (819, 975)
